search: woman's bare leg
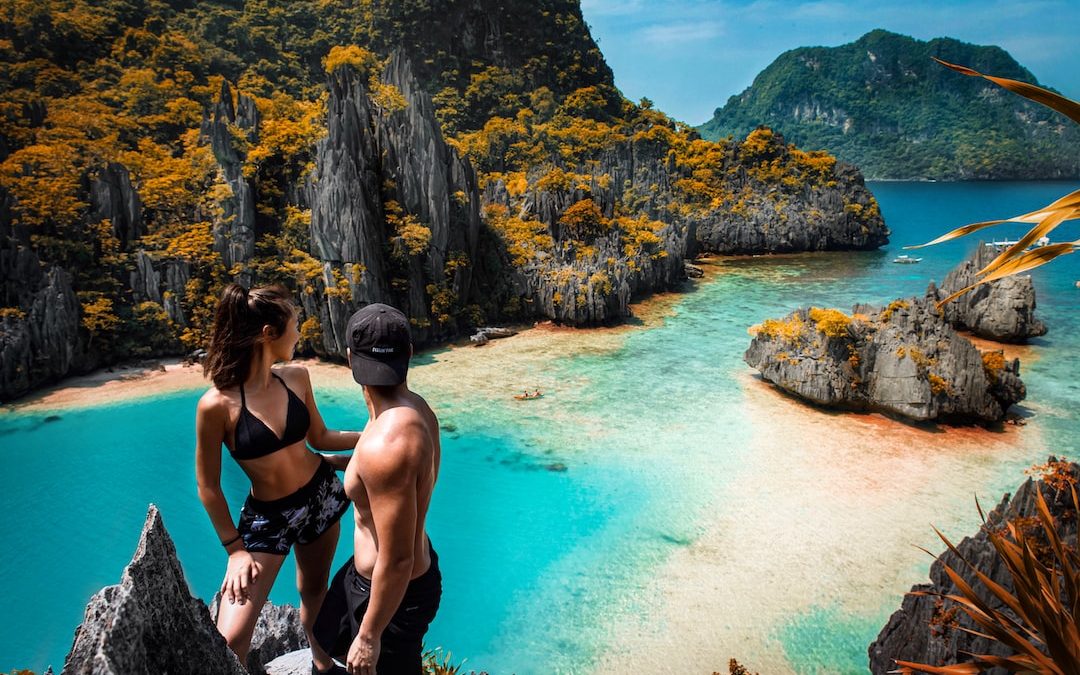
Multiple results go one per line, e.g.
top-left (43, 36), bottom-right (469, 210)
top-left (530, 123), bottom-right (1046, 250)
top-left (295, 520), bottom-right (340, 671)
top-left (215, 551), bottom-right (287, 665)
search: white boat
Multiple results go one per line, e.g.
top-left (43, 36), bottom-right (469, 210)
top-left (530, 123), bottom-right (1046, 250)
top-left (986, 236), bottom-right (1051, 252)
top-left (892, 254), bottom-right (922, 264)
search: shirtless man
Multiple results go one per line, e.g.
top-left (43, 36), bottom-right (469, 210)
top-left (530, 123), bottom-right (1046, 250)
top-left (313, 303), bottom-right (442, 675)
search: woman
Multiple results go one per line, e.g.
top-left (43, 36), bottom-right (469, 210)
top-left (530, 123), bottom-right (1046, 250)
top-left (195, 283), bottom-right (359, 674)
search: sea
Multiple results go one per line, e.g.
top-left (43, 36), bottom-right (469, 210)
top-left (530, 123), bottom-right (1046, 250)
top-left (1, 181), bottom-right (1078, 674)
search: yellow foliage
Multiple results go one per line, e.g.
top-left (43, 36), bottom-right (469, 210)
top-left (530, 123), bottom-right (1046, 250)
top-left (928, 373), bottom-right (951, 396)
top-left (755, 314), bottom-right (807, 344)
top-left (323, 45), bottom-right (378, 76)
top-left (982, 351), bottom-right (1007, 383)
top-left (880, 299), bottom-right (911, 322)
top-left (808, 307), bottom-right (853, 338)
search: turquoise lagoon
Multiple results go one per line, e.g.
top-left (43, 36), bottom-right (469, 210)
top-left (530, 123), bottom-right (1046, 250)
top-left (2, 182), bottom-right (1078, 673)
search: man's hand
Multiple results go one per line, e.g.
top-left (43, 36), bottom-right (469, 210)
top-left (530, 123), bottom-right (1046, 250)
top-left (221, 549), bottom-right (261, 605)
top-left (346, 632), bottom-right (379, 675)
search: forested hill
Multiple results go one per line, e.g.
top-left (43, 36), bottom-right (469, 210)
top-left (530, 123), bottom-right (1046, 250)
top-left (0, 0), bottom-right (886, 401)
top-left (698, 29), bottom-right (1080, 180)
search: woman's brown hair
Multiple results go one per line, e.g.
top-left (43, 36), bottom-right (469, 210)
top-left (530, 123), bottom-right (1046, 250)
top-left (204, 283), bottom-right (296, 390)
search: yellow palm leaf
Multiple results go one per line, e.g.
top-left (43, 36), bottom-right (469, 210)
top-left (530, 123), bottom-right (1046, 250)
top-left (934, 58), bottom-right (1080, 124)
top-left (977, 207), bottom-right (1080, 276)
top-left (906, 190), bottom-right (1080, 250)
top-left (936, 242), bottom-right (1078, 308)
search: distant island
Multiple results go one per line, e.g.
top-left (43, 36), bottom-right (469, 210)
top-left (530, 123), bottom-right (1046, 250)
top-left (698, 29), bottom-right (1080, 180)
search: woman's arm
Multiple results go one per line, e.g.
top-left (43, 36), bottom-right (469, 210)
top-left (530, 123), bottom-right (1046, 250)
top-left (293, 366), bottom-right (361, 453)
top-left (194, 390), bottom-right (261, 605)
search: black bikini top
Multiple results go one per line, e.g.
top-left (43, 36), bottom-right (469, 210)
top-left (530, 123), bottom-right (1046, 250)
top-left (230, 372), bottom-right (310, 461)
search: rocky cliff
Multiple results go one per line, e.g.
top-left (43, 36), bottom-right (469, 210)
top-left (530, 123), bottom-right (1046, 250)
top-left (61, 505), bottom-right (307, 675)
top-left (303, 52), bottom-right (485, 353)
top-left (688, 131), bottom-right (887, 254)
top-left (0, 189), bottom-right (81, 400)
top-left (868, 458), bottom-right (1079, 673)
top-left (930, 242), bottom-right (1047, 342)
top-left (744, 296), bottom-right (1024, 422)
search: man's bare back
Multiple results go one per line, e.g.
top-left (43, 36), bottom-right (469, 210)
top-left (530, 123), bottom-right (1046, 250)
top-left (345, 389), bottom-right (440, 578)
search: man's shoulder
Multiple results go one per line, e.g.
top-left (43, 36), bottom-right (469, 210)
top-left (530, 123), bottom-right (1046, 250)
top-left (355, 409), bottom-right (428, 470)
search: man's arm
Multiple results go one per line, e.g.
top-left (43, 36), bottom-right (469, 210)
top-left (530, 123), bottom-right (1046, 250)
top-left (348, 426), bottom-right (419, 673)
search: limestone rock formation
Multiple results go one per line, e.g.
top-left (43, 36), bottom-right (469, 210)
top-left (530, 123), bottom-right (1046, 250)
top-left (744, 297), bottom-right (1024, 422)
top-left (209, 594), bottom-right (308, 675)
top-left (0, 203), bottom-right (81, 400)
top-left (89, 163), bottom-right (144, 250)
top-left (204, 80), bottom-right (259, 280)
top-left (930, 242), bottom-right (1047, 342)
top-left (61, 505), bottom-right (246, 675)
top-left (693, 158), bottom-right (888, 254)
top-left (305, 52), bottom-right (485, 352)
top-left (868, 457), bottom-right (1079, 673)
top-left (62, 505), bottom-right (309, 675)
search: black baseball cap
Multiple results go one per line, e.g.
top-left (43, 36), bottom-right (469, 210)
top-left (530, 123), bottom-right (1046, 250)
top-left (346, 303), bottom-right (412, 386)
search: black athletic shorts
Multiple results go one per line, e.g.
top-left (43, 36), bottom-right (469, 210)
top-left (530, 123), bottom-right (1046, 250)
top-left (236, 457), bottom-right (350, 555)
top-left (313, 543), bottom-right (442, 675)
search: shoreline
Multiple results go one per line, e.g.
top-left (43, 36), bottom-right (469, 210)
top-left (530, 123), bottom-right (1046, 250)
top-left (0, 269), bottom-right (704, 416)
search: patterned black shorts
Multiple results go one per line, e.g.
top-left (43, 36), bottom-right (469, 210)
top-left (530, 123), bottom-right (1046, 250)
top-left (237, 457), bottom-right (350, 555)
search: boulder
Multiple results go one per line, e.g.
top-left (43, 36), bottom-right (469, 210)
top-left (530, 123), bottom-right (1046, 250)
top-left (744, 297), bottom-right (1024, 423)
top-left (61, 505), bottom-right (246, 675)
top-left (868, 457), bottom-right (1079, 673)
top-left (209, 594), bottom-right (308, 675)
top-left (930, 242), bottom-right (1047, 342)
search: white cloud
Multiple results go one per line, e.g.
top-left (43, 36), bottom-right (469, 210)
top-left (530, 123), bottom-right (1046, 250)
top-left (641, 21), bottom-right (725, 45)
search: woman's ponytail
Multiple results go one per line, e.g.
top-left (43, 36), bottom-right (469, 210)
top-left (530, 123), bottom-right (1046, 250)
top-left (204, 283), bottom-right (296, 389)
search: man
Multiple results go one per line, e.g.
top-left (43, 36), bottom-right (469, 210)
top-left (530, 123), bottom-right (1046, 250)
top-left (313, 303), bottom-right (442, 675)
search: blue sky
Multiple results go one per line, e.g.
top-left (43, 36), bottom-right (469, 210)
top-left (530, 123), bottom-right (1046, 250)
top-left (579, 0), bottom-right (1080, 125)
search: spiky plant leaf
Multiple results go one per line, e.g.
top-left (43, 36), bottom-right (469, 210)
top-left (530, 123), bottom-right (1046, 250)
top-left (933, 58), bottom-right (1080, 124)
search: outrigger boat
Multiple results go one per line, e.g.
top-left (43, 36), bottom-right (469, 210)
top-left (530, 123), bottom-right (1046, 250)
top-left (514, 391), bottom-right (544, 401)
top-left (985, 236), bottom-right (1051, 252)
top-left (892, 254), bottom-right (922, 264)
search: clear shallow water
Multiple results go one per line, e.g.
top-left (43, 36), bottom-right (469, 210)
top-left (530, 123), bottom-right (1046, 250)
top-left (1, 182), bottom-right (1078, 673)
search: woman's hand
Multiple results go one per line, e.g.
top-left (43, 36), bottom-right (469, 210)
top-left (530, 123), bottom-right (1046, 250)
top-left (221, 549), bottom-right (262, 605)
top-left (347, 632), bottom-right (379, 675)
top-left (320, 451), bottom-right (352, 472)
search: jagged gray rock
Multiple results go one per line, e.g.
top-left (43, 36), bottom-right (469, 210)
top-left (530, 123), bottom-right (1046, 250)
top-left (304, 53), bottom-right (485, 353)
top-left (61, 505), bottom-right (246, 675)
top-left (744, 297), bottom-right (1024, 422)
top-left (690, 132), bottom-right (889, 254)
top-left (930, 242), bottom-right (1047, 342)
top-left (204, 80), bottom-right (259, 280)
top-left (89, 163), bottom-right (144, 250)
top-left (0, 233), bottom-right (80, 402)
top-left (868, 457), bottom-right (1079, 673)
top-left (129, 250), bottom-right (191, 327)
top-left (209, 594), bottom-right (308, 675)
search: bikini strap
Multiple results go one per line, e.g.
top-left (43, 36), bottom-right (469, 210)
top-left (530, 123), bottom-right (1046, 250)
top-left (239, 381), bottom-right (246, 407)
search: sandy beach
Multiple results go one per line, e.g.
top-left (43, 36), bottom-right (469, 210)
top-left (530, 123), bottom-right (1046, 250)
top-left (599, 372), bottom-right (1040, 674)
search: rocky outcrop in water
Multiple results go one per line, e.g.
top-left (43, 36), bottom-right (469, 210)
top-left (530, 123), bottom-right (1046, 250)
top-left (868, 457), bottom-right (1079, 673)
top-left (691, 142), bottom-right (888, 254)
top-left (744, 296), bottom-right (1024, 422)
top-left (62, 505), bottom-right (308, 675)
top-left (930, 242), bottom-right (1047, 342)
top-left (62, 505), bottom-right (246, 675)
